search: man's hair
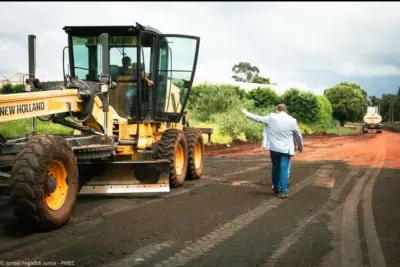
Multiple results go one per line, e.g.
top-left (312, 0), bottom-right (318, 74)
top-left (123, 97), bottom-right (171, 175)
top-left (276, 104), bottom-right (287, 112)
top-left (122, 56), bottom-right (131, 63)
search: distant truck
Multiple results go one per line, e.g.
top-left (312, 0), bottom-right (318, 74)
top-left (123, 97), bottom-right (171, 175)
top-left (362, 106), bottom-right (383, 133)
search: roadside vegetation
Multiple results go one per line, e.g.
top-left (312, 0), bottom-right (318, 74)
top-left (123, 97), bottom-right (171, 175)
top-left (382, 122), bottom-right (400, 133)
top-left (0, 119), bottom-right (71, 139)
top-left (2, 61), bottom-right (398, 143)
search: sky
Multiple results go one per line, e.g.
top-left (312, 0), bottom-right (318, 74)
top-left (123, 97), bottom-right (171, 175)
top-left (1, 2), bottom-right (400, 98)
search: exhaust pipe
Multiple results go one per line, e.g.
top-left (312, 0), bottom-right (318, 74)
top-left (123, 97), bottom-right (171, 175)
top-left (99, 33), bottom-right (110, 136)
top-left (100, 33), bottom-right (109, 79)
top-left (26, 34), bottom-right (40, 134)
top-left (25, 34), bottom-right (40, 89)
top-left (28, 34), bottom-right (35, 79)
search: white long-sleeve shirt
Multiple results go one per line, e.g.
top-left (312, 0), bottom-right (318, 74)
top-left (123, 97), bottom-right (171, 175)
top-left (243, 110), bottom-right (303, 156)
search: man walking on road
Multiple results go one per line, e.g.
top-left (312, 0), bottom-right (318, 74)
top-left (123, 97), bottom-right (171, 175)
top-left (242, 104), bottom-right (303, 199)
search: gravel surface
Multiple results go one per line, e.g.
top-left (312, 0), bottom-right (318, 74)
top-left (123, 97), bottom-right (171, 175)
top-left (0, 131), bottom-right (399, 267)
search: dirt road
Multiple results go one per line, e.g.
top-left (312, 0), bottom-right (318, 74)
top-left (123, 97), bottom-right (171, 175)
top-left (0, 131), bottom-right (399, 267)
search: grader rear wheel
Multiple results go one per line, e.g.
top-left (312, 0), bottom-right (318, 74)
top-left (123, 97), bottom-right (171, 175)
top-left (157, 129), bottom-right (188, 188)
top-left (184, 128), bottom-right (205, 180)
top-left (9, 135), bottom-right (78, 230)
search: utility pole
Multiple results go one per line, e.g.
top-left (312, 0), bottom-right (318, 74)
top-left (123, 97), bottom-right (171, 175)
top-left (389, 101), bottom-right (395, 124)
top-left (378, 101), bottom-right (381, 115)
top-left (392, 101), bottom-right (395, 123)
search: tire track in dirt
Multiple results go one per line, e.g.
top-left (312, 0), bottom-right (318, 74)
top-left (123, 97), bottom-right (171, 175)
top-left (151, 165), bottom-right (327, 267)
top-left (361, 136), bottom-right (387, 267)
top-left (341, 149), bottom-right (384, 267)
top-left (0, 164), bottom-right (270, 260)
top-left (319, 166), bottom-right (365, 267)
top-left (362, 169), bottom-right (386, 267)
top-left (264, 166), bottom-right (360, 267)
top-left (101, 241), bottom-right (175, 267)
top-left (319, 204), bottom-right (344, 267)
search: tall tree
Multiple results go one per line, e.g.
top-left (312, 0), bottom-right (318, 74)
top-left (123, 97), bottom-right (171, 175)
top-left (379, 93), bottom-right (399, 122)
top-left (231, 62), bottom-right (260, 82)
top-left (250, 75), bottom-right (271, 85)
top-left (324, 82), bottom-right (368, 126)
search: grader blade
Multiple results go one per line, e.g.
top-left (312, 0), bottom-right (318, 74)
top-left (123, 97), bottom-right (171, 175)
top-left (78, 160), bottom-right (171, 195)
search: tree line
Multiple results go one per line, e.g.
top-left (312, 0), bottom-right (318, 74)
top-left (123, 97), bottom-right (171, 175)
top-left (368, 88), bottom-right (400, 122)
top-left (1, 61), bottom-right (394, 131)
top-left (184, 61), bottom-right (375, 141)
top-left (225, 61), bottom-right (399, 125)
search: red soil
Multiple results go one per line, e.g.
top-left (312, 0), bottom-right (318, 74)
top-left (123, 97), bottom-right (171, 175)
top-left (205, 131), bottom-right (400, 169)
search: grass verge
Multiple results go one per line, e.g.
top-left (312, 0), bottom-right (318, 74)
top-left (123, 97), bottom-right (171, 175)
top-left (0, 118), bottom-right (360, 144)
top-left (0, 119), bottom-right (72, 139)
top-left (190, 121), bottom-right (233, 144)
top-left (192, 121), bottom-right (359, 145)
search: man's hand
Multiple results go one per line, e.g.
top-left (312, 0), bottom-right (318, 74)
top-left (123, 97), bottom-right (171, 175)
top-left (147, 79), bottom-right (154, 86)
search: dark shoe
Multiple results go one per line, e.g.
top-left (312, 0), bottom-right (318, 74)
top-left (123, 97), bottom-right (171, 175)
top-left (280, 194), bottom-right (288, 199)
top-left (272, 188), bottom-right (280, 194)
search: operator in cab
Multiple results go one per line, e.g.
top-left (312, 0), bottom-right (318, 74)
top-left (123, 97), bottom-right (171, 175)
top-left (119, 56), bottom-right (154, 120)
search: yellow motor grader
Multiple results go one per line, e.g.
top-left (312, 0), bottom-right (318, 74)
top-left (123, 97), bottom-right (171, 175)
top-left (0, 23), bottom-right (212, 230)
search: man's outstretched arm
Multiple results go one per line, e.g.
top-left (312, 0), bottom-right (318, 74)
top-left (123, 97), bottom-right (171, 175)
top-left (292, 119), bottom-right (303, 152)
top-left (242, 109), bottom-right (270, 124)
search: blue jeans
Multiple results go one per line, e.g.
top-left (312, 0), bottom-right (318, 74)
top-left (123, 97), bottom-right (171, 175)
top-left (269, 150), bottom-right (291, 194)
top-left (125, 87), bottom-right (137, 117)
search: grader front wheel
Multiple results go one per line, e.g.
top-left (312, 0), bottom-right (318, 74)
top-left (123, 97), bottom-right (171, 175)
top-left (184, 128), bottom-right (205, 180)
top-left (157, 129), bottom-right (188, 188)
top-left (9, 135), bottom-right (78, 230)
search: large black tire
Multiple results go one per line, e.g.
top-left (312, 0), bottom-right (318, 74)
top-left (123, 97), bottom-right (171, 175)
top-left (184, 128), bottom-right (205, 180)
top-left (157, 129), bottom-right (188, 188)
top-left (9, 135), bottom-right (78, 230)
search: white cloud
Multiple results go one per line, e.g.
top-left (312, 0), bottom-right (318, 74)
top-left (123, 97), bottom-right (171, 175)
top-left (1, 2), bottom-right (400, 96)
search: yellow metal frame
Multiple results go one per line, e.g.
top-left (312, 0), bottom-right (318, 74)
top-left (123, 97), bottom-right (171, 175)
top-left (0, 89), bottom-right (81, 123)
top-left (0, 84), bottom-right (186, 162)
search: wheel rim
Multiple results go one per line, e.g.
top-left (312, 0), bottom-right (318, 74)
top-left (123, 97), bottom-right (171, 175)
top-left (45, 160), bottom-right (68, 211)
top-left (194, 141), bottom-right (202, 169)
top-left (175, 143), bottom-right (184, 176)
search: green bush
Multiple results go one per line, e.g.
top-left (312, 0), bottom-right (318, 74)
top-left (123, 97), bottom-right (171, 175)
top-left (212, 109), bottom-right (246, 140)
top-left (246, 86), bottom-right (281, 108)
top-left (0, 83), bottom-right (25, 94)
top-left (187, 83), bottom-right (251, 122)
top-left (183, 82), bottom-right (357, 143)
top-left (315, 95), bottom-right (334, 128)
top-left (281, 88), bottom-right (320, 124)
top-left (299, 123), bottom-right (313, 135)
top-left (243, 121), bottom-right (264, 141)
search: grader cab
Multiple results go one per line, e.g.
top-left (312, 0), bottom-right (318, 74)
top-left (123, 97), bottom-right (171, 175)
top-left (0, 23), bottom-right (212, 230)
